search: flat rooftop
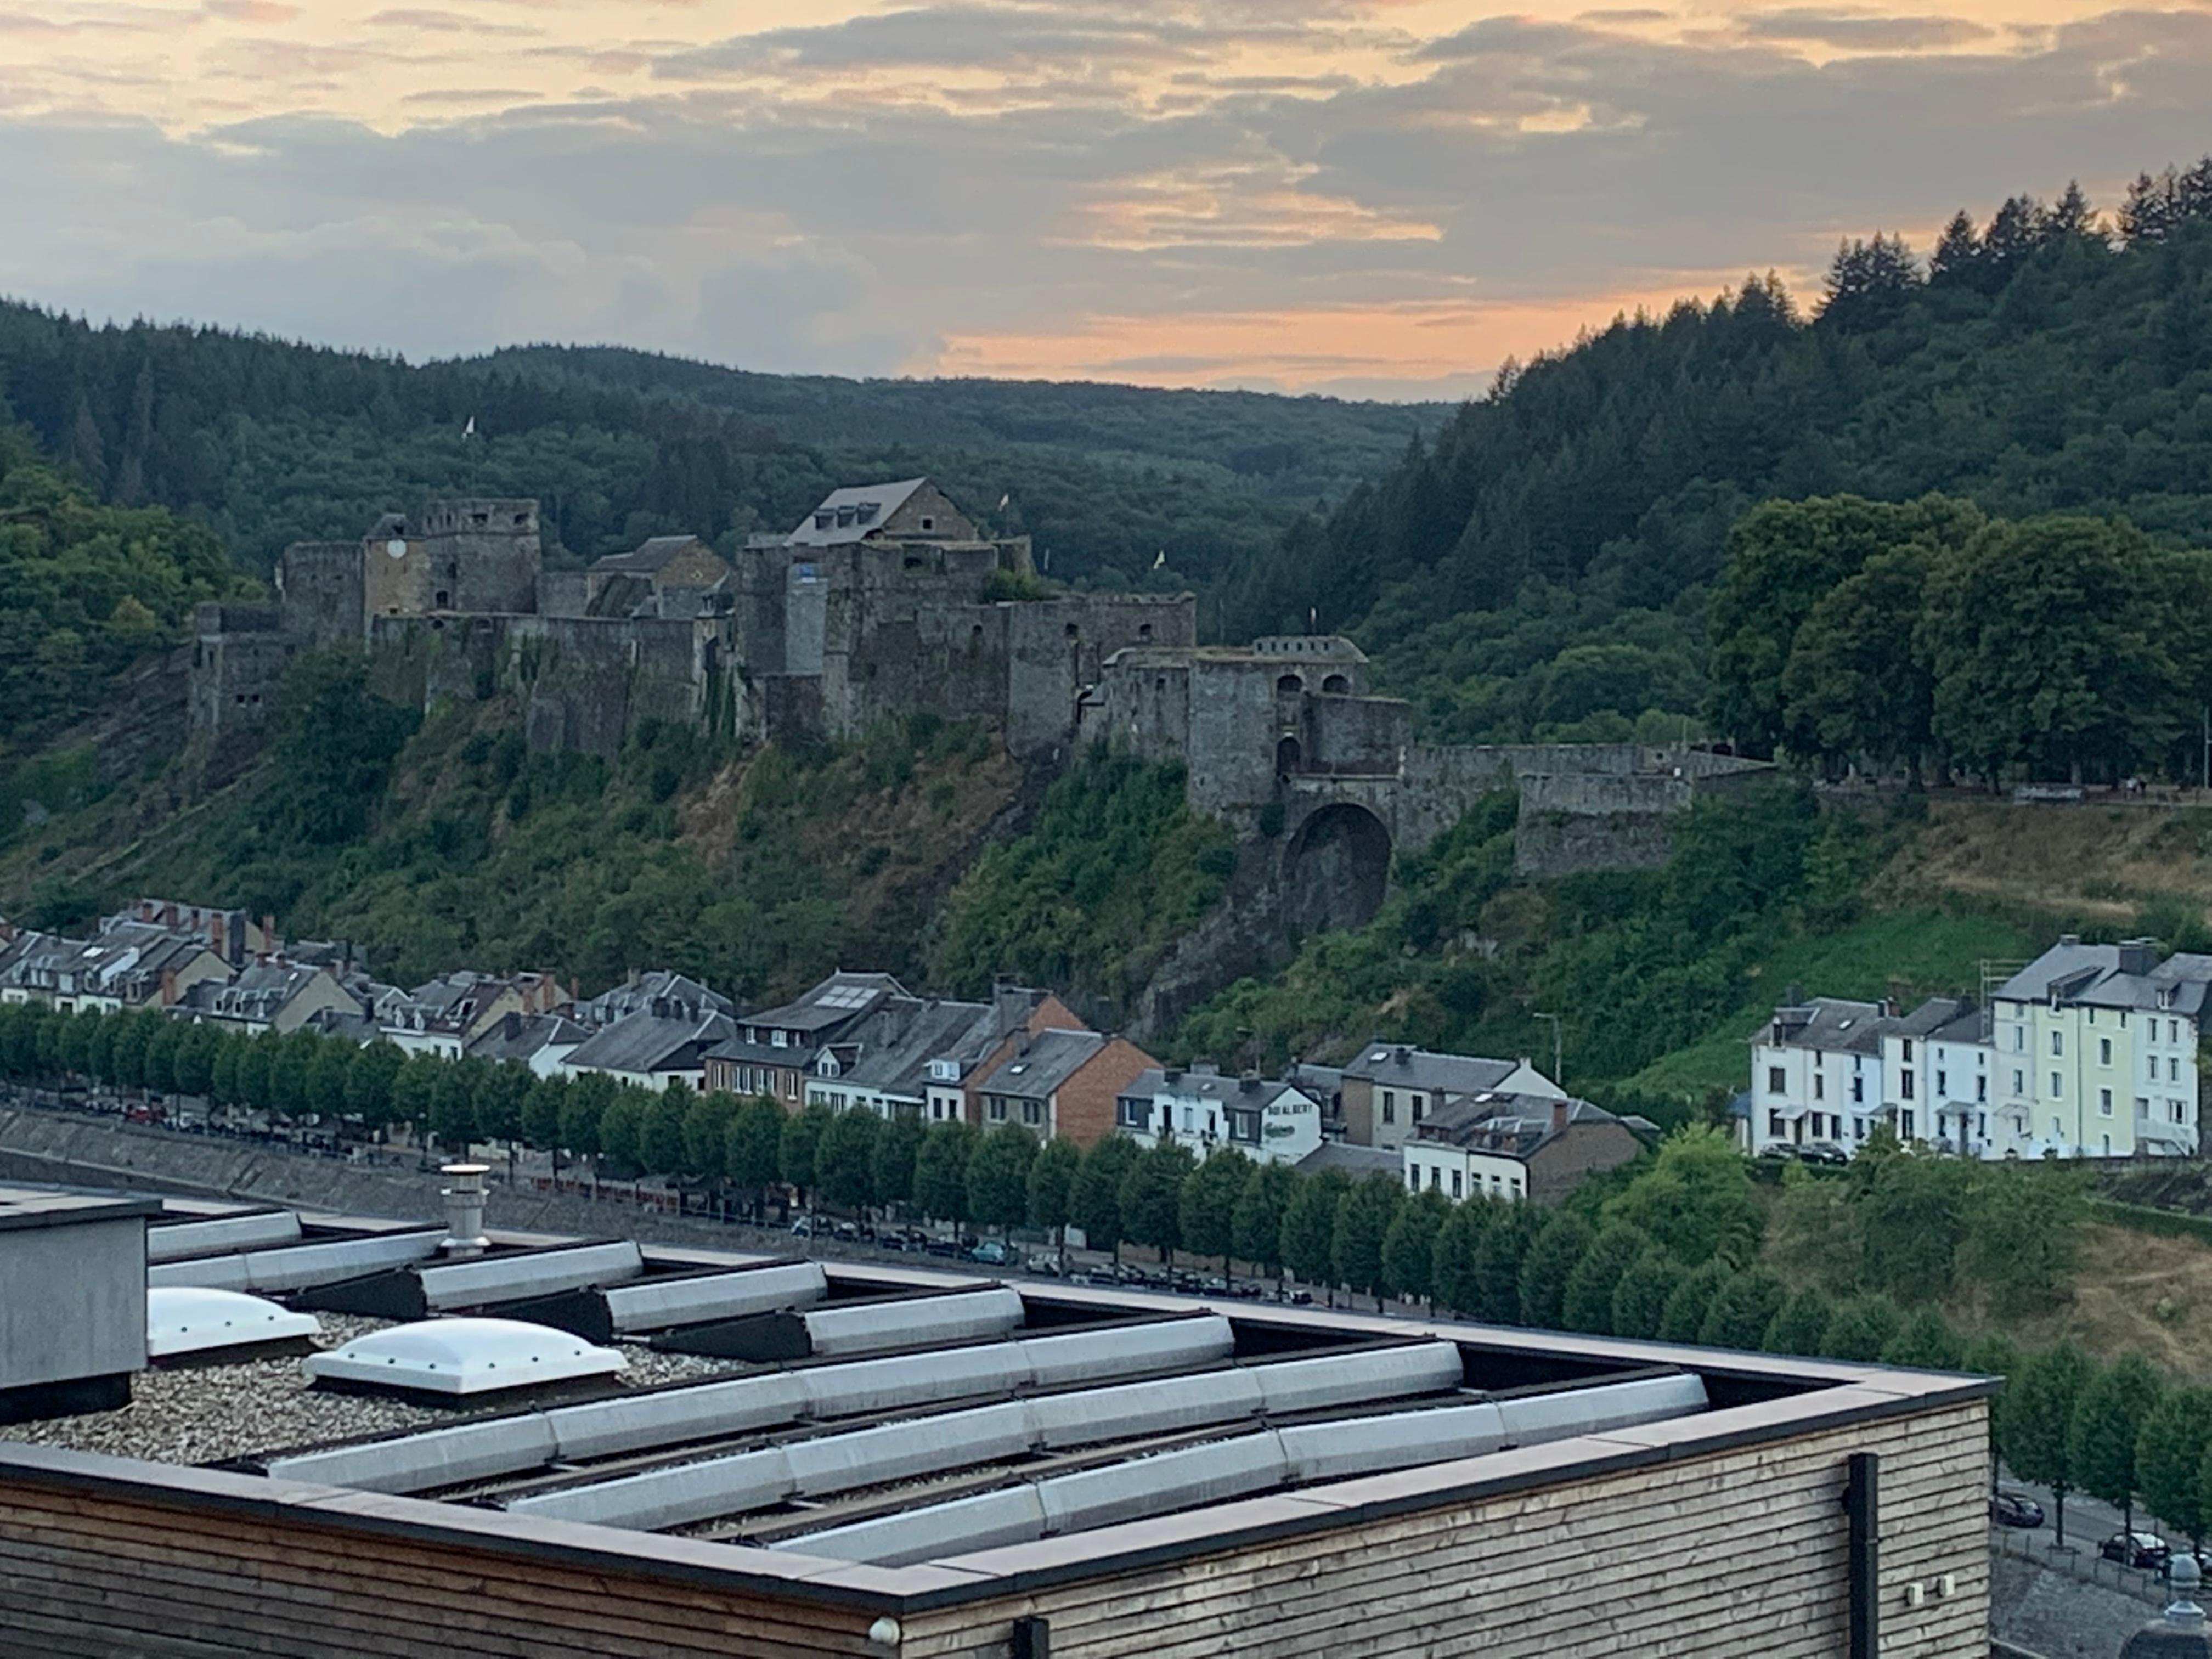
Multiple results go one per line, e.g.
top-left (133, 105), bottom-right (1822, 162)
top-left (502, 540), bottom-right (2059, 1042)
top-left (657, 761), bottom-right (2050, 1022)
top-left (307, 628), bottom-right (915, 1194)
top-left (0, 1188), bottom-right (1995, 1628)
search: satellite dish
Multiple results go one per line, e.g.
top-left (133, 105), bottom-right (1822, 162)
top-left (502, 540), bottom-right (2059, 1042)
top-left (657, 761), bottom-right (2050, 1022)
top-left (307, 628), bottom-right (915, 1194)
top-left (385, 538), bottom-right (407, 558)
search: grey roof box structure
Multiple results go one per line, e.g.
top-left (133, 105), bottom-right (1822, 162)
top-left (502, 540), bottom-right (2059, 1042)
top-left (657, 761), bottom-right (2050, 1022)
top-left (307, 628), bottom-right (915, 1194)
top-left (562, 1006), bottom-right (733, 1077)
top-left (1768, 996), bottom-right (1889, 1056)
top-left (591, 535), bottom-right (719, 575)
top-left (1344, 1043), bottom-right (1520, 1096)
top-left (975, 1029), bottom-right (1103, 1101)
top-left (786, 479), bottom-right (930, 549)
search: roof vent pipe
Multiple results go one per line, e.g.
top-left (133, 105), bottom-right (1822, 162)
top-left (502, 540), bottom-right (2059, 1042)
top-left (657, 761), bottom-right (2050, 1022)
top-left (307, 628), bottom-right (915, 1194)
top-left (440, 1163), bottom-right (491, 1257)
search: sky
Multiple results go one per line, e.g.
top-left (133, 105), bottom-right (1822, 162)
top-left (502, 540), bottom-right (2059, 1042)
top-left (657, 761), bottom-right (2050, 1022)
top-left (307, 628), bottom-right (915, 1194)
top-left (1, 0), bottom-right (2208, 400)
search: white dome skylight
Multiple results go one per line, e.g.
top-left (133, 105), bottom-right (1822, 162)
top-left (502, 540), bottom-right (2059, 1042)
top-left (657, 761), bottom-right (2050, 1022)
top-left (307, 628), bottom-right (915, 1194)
top-left (146, 1287), bottom-right (321, 1359)
top-left (302, 1318), bottom-right (626, 1397)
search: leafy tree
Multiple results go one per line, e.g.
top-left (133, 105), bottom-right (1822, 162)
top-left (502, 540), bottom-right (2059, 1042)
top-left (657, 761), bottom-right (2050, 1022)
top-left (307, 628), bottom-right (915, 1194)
top-left (141, 1019), bottom-right (180, 1099)
top-left (1559, 1222), bottom-right (1651, 1335)
top-left (1071, 1134), bottom-right (1141, 1259)
top-left (1763, 1288), bottom-right (1837, 1357)
top-left (1231, 1160), bottom-right (1300, 1281)
top-left (345, 1042), bottom-right (405, 1129)
top-left (815, 1107), bottom-right (883, 1212)
top-left (779, 1102), bottom-right (834, 1206)
top-left (725, 1097), bottom-right (788, 1210)
top-left (473, 1063), bottom-right (531, 1150)
top-left (1609, 1251), bottom-right (1684, 1340)
top-left (639, 1082), bottom-right (694, 1177)
top-left (1956, 1164), bottom-right (2090, 1319)
top-left (1965, 1332), bottom-right (2021, 1490)
top-left (1026, 1135), bottom-right (1082, 1263)
top-left (234, 1030), bottom-right (276, 1112)
top-left (1381, 1187), bottom-right (1452, 1308)
top-left (1880, 1306), bottom-right (1964, 1370)
top-left (559, 1072), bottom-right (616, 1162)
top-left (1517, 1211), bottom-right (1594, 1330)
top-left (305, 1037), bottom-right (353, 1120)
top-left (913, 1120), bottom-right (978, 1227)
top-left (54, 1010), bottom-right (95, 1079)
top-left (1121, 1139), bottom-right (1197, 1263)
top-left (1604, 1126), bottom-right (1762, 1267)
top-left (597, 1088), bottom-right (646, 1173)
top-left (967, 1122), bottom-right (1037, 1238)
top-left (2006, 1341), bottom-right (2097, 1547)
top-left (388, 1054), bottom-right (437, 1136)
top-left (872, 1111), bottom-right (929, 1212)
top-left (265, 1031), bottom-right (314, 1115)
top-left (1471, 1201), bottom-right (1539, 1324)
top-left (1856, 1155), bottom-right (1973, 1305)
top-left (1281, 1170), bottom-right (1349, 1293)
top-left (1431, 1200), bottom-right (1491, 1316)
top-left (83, 1011), bottom-right (120, 1085)
top-left (430, 1057), bottom-right (482, 1153)
top-left (1656, 1260), bottom-right (1734, 1343)
top-left (2071, 1353), bottom-right (2164, 1541)
top-left (208, 1030), bottom-right (242, 1105)
top-left (1330, 1173), bottom-right (1404, 1303)
top-left (2137, 1386), bottom-right (2212, 1549)
top-left (1820, 1294), bottom-right (1903, 1362)
top-left (269, 651), bottom-right (422, 845)
top-left (1177, 1149), bottom-right (1251, 1271)
top-left (1697, 1267), bottom-right (1785, 1350)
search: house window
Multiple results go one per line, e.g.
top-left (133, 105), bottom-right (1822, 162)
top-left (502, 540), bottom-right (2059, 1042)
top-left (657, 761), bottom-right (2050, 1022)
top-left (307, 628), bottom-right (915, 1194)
top-left (988, 1098), bottom-right (1007, 1122)
top-left (1768, 1110), bottom-right (1785, 1137)
top-left (2137, 1096), bottom-right (2151, 1116)
top-left (2012, 1025), bottom-right (2024, 1052)
top-left (1768, 1067), bottom-right (1786, 1094)
top-left (1854, 1118), bottom-right (1867, 1141)
top-left (1901, 1110), bottom-right (1915, 1139)
top-left (2052, 1116), bottom-right (2063, 1141)
top-left (1412, 1094), bottom-right (1426, 1121)
top-left (1119, 1098), bottom-right (1146, 1128)
top-left (1023, 1101), bottom-right (1042, 1127)
top-left (2101, 1037), bottom-right (2113, 1066)
top-left (2101, 1088), bottom-right (2113, 1117)
top-left (2172, 1058), bottom-right (2183, 1082)
top-left (1977, 1113), bottom-right (1986, 1136)
top-left (1901, 1071), bottom-right (1915, 1101)
top-left (2051, 1072), bottom-right (2063, 1098)
top-left (2012, 1070), bottom-right (2024, 1097)
top-left (1381, 1090), bottom-right (1396, 1124)
top-left (1903, 1039), bottom-right (1914, 1062)
top-left (1407, 1167), bottom-right (1419, 1192)
top-left (2176, 1100), bottom-right (2191, 1124)
top-left (1429, 1167), bottom-right (1441, 1191)
top-left (2103, 1135), bottom-right (2112, 1156)
top-left (1813, 1073), bottom-right (1825, 1101)
top-left (2172, 1019), bottom-right (2182, 1043)
top-left (2051, 1031), bottom-right (2063, 1057)
top-left (1852, 1076), bottom-right (1864, 1104)
top-left (1937, 1069), bottom-right (1948, 1096)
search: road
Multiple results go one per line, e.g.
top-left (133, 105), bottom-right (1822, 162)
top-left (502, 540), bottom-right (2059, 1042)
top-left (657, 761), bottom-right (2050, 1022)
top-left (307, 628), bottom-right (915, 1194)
top-left (1997, 1465), bottom-right (2179, 1559)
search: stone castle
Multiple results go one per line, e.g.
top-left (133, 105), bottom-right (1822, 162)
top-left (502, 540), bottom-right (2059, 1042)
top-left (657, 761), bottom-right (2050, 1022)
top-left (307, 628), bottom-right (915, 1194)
top-left (189, 478), bottom-right (1768, 939)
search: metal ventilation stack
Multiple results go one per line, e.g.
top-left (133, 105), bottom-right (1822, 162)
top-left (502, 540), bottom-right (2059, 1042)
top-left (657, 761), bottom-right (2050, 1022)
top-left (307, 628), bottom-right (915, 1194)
top-left (0, 1185), bottom-right (160, 1422)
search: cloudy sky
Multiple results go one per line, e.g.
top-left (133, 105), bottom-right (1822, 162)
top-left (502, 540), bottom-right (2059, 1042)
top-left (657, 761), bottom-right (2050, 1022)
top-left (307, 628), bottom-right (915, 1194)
top-left (2, 0), bottom-right (2208, 398)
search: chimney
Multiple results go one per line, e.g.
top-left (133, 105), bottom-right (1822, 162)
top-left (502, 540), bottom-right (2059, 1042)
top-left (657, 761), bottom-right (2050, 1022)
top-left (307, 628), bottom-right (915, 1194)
top-left (439, 1163), bottom-right (490, 1256)
top-left (1550, 1098), bottom-right (1570, 1136)
top-left (2059, 933), bottom-right (2081, 949)
top-left (651, 996), bottom-right (670, 1019)
top-left (502, 1009), bottom-right (521, 1040)
top-left (2119, 937), bottom-right (2158, 977)
top-left (1163, 1066), bottom-right (1183, 1086)
top-left (1393, 1046), bottom-right (1411, 1065)
top-left (139, 899), bottom-right (155, 922)
top-left (159, 968), bottom-right (178, 1008)
top-left (1240, 1071), bottom-right (1261, 1093)
top-left (1783, 983), bottom-right (1805, 1008)
top-left (262, 915), bottom-right (278, 953)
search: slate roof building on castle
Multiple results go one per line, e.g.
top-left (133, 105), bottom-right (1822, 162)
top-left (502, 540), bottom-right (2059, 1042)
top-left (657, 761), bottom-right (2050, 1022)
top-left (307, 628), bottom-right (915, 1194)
top-left (591, 535), bottom-right (716, 576)
top-left (784, 478), bottom-right (979, 549)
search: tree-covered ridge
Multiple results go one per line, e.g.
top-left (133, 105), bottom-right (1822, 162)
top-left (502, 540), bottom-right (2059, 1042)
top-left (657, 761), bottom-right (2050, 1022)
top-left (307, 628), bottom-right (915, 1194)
top-left (1709, 495), bottom-right (2212, 785)
top-left (0, 303), bottom-right (1440, 597)
top-left (0, 423), bottom-right (254, 757)
top-left (1220, 161), bottom-right (2212, 747)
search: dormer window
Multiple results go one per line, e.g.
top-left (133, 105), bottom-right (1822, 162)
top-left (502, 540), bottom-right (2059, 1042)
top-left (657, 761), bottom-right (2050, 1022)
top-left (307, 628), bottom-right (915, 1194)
top-left (771, 1030), bottom-right (787, 1048)
top-left (815, 512), bottom-right (833, 530)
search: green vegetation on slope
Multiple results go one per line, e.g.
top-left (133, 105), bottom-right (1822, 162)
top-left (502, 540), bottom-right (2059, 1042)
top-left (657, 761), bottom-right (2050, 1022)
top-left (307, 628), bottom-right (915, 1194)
top-left (930, 747), bottom-right (1236, 1002)
top-left (19, 652), bottom-right (1022, 1002)
top-left (0, 422), bottom-right (253, 758)
top-left (1217, 164), bottom-right (2212, 746)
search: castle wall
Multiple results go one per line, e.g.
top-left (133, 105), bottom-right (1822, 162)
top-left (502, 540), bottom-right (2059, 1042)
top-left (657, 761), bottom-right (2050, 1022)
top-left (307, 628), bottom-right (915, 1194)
top-left (1301, 694), bottom-right (1408, 776)
top-left (275, 544), bottom-right (365, 646)
top-left (187, 605), bottom-right (293, 743)
top-left (536, 571), bottom-right (588, 618)
top-left (1003, 595), bottom-right (1193, 757)
top-left (362, 500), bottom-right (541, 622)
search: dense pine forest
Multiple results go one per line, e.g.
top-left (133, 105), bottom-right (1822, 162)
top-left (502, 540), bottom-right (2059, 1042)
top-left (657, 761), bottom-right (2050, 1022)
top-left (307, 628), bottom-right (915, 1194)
top-left (0, 307), bottom-right (1443, 605)
top-left (1222, 162), bottom-right (2212, 747)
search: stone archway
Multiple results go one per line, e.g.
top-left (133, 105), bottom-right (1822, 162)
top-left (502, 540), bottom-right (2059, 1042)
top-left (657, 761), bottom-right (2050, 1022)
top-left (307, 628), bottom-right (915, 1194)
top-left (1283, 801), bottom-right (1392, 935)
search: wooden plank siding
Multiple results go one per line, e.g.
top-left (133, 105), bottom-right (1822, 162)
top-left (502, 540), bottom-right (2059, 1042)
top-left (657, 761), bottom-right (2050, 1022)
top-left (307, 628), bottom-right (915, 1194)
top-left (899, 1402), bottom-right (1991, 1659)
top-left (0, 1399), bottom-right (1989, 1658)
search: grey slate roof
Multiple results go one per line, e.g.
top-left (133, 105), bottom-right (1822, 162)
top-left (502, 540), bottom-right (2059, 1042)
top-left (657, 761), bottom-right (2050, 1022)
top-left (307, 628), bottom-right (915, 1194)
top-left (1769, 997), bottom-right (1888, 1057)
top-left (975, 1029), bottom-right (1104, 1101)
top-left (1294, 1143), bottom-right (1401, 1179)
top-left (466, 1012), bottom-right (589, 1067)
top-left (576, 972), bottom-right (733, 1030)
top-left (1118, 1065), bottom-right (1307, 1113)
top-left (740, 973), bottom-right (910, 1038)
top-left (1413, 1092), bottom-right (1621, 1161)
top-left (590, 535), bottom-right (718, 575)
top-left (1340, 1043), bottom-right (1519, 1097)
top-left (1893, 996), bottom-right (1974, 1039)
top-left (825, 1000), bottom-right (1000, 1099)
top-left (182, 962), bottom-right (356, 1025)
top-left (564, 1007), bottom-right (735, 1077)
top-left (1997, 941), bottom-right (2212, 1024)
top-left (786, 479), bottom-right (930, 548)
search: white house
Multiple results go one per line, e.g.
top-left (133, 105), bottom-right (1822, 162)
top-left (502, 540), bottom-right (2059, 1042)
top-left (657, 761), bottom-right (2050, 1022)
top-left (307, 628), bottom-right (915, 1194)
top-left (1880, 996), bottom-right (1991, 1155)
top-left (1113, 1064), bottom-right (1323, 1165)
top-left (1746, 995), bottom-right (1888, 1156)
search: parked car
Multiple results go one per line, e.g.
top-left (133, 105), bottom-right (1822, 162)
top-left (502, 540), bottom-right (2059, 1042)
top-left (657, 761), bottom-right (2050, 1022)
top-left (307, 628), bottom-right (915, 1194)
top-left (2101, 1532), bottom-right (2171, 1570)
top-left (1989, 1491), bottom-right (2044, 1529)
top-left (967, 1240), bottom-right (1016, 1267)
top-left (922, 1237), bottom-right (964, 1258)
top-left (1025, 1255), bottom-right (1063, 1277)
top-left (1798, 1141), bottom-right (1851, 1167)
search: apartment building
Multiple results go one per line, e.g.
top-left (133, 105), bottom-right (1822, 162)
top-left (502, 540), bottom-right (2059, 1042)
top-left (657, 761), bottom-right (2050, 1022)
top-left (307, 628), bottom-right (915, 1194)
top-left (1113, 1063), bottom-right (1325, 1166)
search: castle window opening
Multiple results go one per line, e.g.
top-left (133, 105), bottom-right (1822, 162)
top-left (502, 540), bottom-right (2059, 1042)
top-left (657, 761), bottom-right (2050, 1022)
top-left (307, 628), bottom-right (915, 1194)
top-left (1276, 673), bottom-right (1304, 695)
top-left (921, 516), bottom-right (935, 531)
top-left (513, 512), bottom-right (528, 527)
top-left (1276, 736), bottom-right (1302, 774)
top-left (1139, 623), bottom-right (1153, 641)
top-left (1323, 673), bottom-right (1350, 693)
top-left (1065, 622), bottom-right (1079, 639)
top-left (471, 512), bottom-right (488, 526)
top-left (904, 554), bottom-right (924, 571)
top-left (435, 590), bottom-right (451, 609)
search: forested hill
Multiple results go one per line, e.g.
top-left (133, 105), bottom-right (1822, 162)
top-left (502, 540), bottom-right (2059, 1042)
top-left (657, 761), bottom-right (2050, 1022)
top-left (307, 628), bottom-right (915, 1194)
top-left (1217, 163), bottom-right (2212, 747)
top-left (0, 304), bottom-right (1442, 599)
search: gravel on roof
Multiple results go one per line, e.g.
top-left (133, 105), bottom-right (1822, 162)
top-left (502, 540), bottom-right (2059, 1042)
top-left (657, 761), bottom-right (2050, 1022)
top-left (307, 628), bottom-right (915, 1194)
top-left (0, 1316), bottom-right (748, 1466)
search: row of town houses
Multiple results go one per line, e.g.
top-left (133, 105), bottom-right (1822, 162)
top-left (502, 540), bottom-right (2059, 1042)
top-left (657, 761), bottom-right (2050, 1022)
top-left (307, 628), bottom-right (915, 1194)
top-left (1742, 934), bottom-right (2208, 1162)
top-left (0, 899), bottom-right (1655, 1201)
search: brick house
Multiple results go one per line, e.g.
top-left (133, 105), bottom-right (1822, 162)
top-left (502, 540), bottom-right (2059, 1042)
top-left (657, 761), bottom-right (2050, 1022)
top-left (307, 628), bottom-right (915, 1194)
top-left (973, 1029), bottom-right (1159, 1147)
